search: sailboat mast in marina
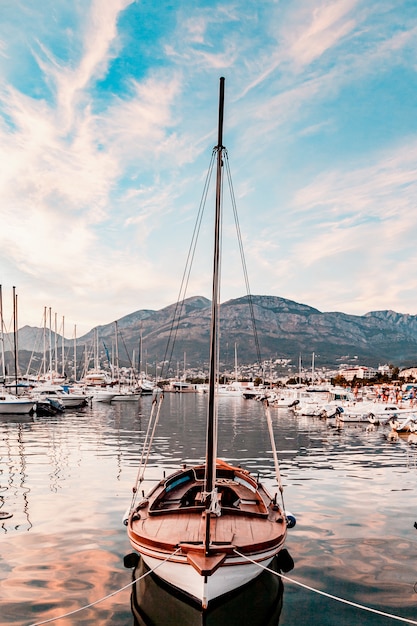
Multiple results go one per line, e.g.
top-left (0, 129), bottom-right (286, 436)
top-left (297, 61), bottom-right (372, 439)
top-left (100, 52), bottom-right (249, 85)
top-left (126, 77), bottom-right (294, 608)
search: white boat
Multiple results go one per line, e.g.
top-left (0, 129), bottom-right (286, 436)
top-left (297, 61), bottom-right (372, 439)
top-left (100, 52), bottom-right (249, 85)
top-left (83, 370), bottom-right (111, 386)
top-left (170, 381), bottom-right (195, 392)
top-left (30, 384), bottom-right (90, 408)
top-left (126, 79), bottom-right (293, 608)
top-left (268, 389), bottom-right (300, 409)
top-left (293, 385), bottom-right (417, 422)
top-left (216, 384), bottom-right (243, 397)
top-left (242, 386), bottom-right (267, 400)
top-left (0, 393), bottom-right (35, 415)
top-left (333, 403), bottom-right (417, 424)
top-left (139, 379), bottom-right (156, 395)
top-left (217, 344), bottom-right (243, 396)
top-left (86, 388), bottom-right (116, 403)
top-left (110, 387), bottom-right (141, 401)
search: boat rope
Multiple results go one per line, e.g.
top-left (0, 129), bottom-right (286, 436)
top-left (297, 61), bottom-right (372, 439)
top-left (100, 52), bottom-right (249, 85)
top-left (159, 149), bottom-right (216, 381)
top-left (130, 390), bottom-right (164, 510)
top-left (28, 548), bottom-right (182, 626)
top-left (223, 151), bottom-right (263, 374)
top-left (262, 398), bottom-right (286, 510)
top-left (233, 550), bottom-right (417, 625)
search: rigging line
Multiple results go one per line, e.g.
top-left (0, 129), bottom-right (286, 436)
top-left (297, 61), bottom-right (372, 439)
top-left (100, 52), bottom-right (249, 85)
top-left (28, 548), bottom-right (182, 626)
top-left (139, 391), bottom-right (164, 482)
top-left (24, 314), bottom-right (45, 378)
top-left (161, 151), bottom-right (215, 379)
top-left (262, 399), bottom-right (285, 510)
top-left (223, 151), bottom-right (263, 369)
top-left (159, 150), bottom-right (216, 381)
top-left (233, 550), bottom-right (417, 625)
top-left (116, 328), bottom-right (139, 385)
top-left (130, 391), bottom-right (163, 507)
top-left (130, 395), bottom-right (158, 503)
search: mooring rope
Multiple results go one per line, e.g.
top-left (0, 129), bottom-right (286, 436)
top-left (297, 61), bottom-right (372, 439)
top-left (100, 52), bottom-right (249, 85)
top-left (233, 549), bottom-right (417, 625)
top-left (27, 548), bottom-right (181, 626)
top-left (262, 398), bottom-right (285, 513)
top-left (28, 545), bottom-right (417, 625)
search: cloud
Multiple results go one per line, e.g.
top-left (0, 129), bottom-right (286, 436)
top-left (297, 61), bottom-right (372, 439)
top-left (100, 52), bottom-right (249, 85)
top-left (1, 0), bottom-right (417, 334)
top-left (284, 0), bottom-right (359, 68)
top-left (253, 137), bottom-right (417, 315)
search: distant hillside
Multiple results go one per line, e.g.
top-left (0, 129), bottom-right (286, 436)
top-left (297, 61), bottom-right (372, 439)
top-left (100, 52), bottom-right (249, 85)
top-left (6, 295), bottom-right (417, 375)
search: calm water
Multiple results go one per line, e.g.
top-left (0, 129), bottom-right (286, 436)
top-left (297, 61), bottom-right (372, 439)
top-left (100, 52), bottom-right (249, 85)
top-left (1, 393), bottom-right (417, 626)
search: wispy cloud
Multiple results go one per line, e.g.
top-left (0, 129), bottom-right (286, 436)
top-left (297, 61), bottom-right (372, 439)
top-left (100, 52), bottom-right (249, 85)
top-left (0, 0), bottom-right (417, 332)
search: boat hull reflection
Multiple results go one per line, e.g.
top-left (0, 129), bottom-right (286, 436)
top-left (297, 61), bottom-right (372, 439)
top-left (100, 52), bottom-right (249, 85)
top-left (130, 554), bottom-right (285, 626)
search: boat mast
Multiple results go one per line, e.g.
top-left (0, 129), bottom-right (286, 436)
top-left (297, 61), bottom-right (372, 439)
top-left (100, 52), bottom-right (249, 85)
top-left (42, 307), bottom-right (45, 378)
top-left (62, 316), bottom-right (65, 377)
top-left (0, 285), bottom-right (5, 382)
top-left (13, 286), bottom-right (18, 393)
top-left (138, 325), bottom-right (142, 383)
top-left (54, 312), bottom-right (57, 376)
top-left (311, 351), bottom-right (315, 384)
top-left (205, 77), bottom-right (225, 535)
top-left (73, 325), bottom-right (77, 380)
top-left (115, 321), bottom-right (120, 388)
top-left (48, 307), bottom-right (52, 377)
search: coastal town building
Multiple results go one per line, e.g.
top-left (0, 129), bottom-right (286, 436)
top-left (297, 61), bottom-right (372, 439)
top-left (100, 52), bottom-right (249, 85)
top-left (337, 366), bottom-right (378, 381)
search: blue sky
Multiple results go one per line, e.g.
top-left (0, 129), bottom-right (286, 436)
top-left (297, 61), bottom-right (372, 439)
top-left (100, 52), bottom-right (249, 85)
top-left (1, 0), bottom-right (417, 336)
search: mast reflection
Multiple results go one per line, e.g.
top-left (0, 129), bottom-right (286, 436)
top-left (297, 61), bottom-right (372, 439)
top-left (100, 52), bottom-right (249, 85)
top-left (0, 419), bottom-right (33, 532)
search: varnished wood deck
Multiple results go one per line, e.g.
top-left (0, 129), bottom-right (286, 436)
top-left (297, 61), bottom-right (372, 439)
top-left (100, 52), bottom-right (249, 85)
top-left (128, 464), bottom-right (287, 556)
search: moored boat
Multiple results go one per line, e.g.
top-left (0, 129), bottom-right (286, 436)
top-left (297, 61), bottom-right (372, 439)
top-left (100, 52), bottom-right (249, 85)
top-left (127, 540), bottom-right (285, 625)
top-left (125, 78), bottom-right (293, 609)
top-left (34, 397), bottom-right (65, 416)
top-left (30, 384), bottom-right (90, 408)
top-left (86, 387), bottom-right (116, 403)
top-left (0, 393), bottom-right (35, 415)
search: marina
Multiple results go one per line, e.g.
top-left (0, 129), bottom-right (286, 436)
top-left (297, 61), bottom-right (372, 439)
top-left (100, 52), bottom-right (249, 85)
top-left (1, 394), bottom-right (417, 625)
top-left (1, 5), bottom-right (417, 624)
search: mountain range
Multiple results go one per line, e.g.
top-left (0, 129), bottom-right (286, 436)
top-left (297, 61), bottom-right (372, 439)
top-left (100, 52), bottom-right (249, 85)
top-left (6, 295), bottom-right (417, 375)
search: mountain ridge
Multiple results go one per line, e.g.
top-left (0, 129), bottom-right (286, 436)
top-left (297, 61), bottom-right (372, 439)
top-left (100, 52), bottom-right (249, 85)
top-left (5, 295), bottom-right (417, 372)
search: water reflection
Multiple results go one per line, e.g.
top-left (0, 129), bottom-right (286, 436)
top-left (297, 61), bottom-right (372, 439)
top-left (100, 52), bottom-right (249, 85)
top-left (0, 421), bottom-right (32, 531)
top-left (1, 397), bottom-right (417, 625)
top-left (129, 554), bottom-right (284, 626)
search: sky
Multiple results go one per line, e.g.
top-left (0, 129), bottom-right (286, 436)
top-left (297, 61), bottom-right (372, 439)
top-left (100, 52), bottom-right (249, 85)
top-left (1, 0), bottom-right (417, 337)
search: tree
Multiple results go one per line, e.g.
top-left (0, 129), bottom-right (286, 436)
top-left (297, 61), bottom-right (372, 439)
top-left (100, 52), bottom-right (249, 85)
top-left (331, 374), bottom-right (348, 387)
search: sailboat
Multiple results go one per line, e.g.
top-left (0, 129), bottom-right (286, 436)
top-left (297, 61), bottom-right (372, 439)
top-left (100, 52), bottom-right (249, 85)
top-left (217, 343), bottom-right (242, 396)
top-left (125, 78), bottom-right (293, 608)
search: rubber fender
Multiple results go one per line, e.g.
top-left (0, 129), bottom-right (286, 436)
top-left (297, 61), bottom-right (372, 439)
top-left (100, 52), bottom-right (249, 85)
top-left (276, 548), bottom-right (294, 573)
top-left (123, 552), bottom-right (140, 569)
top-left (286, 512), bottom-right (296, 528)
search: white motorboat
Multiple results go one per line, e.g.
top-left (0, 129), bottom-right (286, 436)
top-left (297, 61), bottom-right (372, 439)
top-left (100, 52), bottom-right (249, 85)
top-left (216, 384), bottom-right (243, 397)
top-left (0, 393), bottom-right (35, 415)
top-left (30, 384), bottom-right (90, 408)
top-left (86, 388), bottom-right (116, 403)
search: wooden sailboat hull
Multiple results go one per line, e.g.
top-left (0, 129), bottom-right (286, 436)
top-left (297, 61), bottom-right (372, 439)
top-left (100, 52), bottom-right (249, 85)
top-left (130, 550), bottom-right (285, 626)
top-left (127, 460), bottom-right (287, 607)
top-left (137, 549), bottom-right (281, 605)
